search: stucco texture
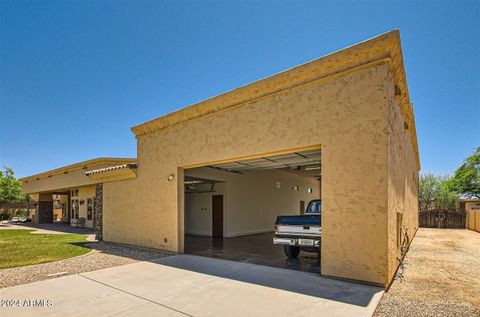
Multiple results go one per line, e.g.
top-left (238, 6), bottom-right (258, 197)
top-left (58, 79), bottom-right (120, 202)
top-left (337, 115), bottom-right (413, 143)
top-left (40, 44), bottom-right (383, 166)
top-left (386, 68), bottom-right (419, 283)
top-left (102, 63), bottom-right (413, 286)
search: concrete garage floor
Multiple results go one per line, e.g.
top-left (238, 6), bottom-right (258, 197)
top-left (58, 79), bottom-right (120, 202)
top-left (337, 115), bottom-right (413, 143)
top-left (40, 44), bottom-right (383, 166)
top-left (0, 255), bottom-right (383, 317)
top-left (185, 232), bottom-right (320, 274)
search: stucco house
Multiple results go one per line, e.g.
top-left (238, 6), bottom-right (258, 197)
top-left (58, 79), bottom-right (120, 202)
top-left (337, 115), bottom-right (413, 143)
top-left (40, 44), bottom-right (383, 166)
top-left (22, 158), bottom-right (136, 228)
top-left (20, 30), bottom-right (419, 287)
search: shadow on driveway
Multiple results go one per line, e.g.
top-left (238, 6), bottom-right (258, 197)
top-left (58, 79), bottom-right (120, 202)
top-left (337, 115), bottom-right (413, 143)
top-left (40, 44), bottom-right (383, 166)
top-left (149, 254), bottom-right (383, 307)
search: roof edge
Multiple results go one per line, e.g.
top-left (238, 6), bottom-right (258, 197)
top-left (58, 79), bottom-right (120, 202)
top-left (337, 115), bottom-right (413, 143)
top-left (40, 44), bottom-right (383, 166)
top-left (19, 157), bottom-right (137, 182)
top-left (130, 30), bottom-right (419, 169)
top-left (131, 30), bottom-right (397, 137)
top-left (85, 163), bottom-right (138, 176)
top-left (85, 163), bottom-right (138, 183)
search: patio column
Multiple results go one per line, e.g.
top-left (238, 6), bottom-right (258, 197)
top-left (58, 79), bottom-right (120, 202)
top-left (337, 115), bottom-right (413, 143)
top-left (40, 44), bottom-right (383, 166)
top-left (36, 193), bottom-right (53, 224)
top-left (94, 183), bottom-right (103, 240)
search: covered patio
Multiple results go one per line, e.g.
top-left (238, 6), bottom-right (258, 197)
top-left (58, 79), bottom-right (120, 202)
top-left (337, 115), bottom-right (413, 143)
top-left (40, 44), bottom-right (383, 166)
top-left (19, 157), bottom-right (137, 238)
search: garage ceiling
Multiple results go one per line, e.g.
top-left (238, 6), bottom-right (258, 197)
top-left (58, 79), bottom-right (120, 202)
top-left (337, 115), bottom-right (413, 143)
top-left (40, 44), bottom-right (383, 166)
top-left (209, 149), bottom-right (321, 172)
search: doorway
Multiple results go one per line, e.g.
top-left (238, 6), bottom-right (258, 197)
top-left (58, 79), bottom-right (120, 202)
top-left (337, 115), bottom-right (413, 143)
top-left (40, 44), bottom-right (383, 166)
top-left (212, 195), bottom-right (224, 237)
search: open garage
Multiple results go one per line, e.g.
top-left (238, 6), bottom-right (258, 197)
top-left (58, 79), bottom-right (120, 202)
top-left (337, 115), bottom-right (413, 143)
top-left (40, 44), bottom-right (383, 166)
top-left (183, 148), bottom-right (321, 273)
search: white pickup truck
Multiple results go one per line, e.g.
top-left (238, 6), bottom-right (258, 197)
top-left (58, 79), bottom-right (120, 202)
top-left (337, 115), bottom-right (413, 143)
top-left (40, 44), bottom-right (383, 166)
top-left (273, 199), bottom-right (321, 258)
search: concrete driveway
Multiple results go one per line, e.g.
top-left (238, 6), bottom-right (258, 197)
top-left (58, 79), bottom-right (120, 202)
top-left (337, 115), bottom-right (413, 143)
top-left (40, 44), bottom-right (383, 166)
top-left (0, 255), bottom-right (383, 317)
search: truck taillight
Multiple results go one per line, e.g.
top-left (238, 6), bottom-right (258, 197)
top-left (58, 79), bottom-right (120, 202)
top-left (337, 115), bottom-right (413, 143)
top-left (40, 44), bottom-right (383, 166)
top-left (274, 225), bottom-right (278, 233)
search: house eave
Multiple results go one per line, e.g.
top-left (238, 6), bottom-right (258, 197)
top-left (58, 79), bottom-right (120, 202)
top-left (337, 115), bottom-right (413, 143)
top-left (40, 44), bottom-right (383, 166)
top-left (20, 157), bottom-right (137, 183)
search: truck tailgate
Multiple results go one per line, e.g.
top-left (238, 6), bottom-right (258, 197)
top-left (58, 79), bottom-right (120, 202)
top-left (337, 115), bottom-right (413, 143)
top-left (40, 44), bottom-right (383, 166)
top-left (275, 215), bottom-right (321, 236)
top-left (276, 224), bottom-right (321, 236)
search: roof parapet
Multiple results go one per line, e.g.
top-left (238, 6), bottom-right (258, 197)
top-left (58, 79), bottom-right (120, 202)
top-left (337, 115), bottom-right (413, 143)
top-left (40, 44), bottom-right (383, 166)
top-left (130, 30), bottom-right (419, 168)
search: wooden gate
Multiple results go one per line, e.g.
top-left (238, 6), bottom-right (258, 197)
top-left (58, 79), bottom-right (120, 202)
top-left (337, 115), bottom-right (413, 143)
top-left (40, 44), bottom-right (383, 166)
top-left (419, 210), bottom-right (467, 229)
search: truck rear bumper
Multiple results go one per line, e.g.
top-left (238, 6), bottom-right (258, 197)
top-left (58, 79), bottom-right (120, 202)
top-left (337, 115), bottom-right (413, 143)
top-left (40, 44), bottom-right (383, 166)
top-left (273, 237), bottom-right (320, 247)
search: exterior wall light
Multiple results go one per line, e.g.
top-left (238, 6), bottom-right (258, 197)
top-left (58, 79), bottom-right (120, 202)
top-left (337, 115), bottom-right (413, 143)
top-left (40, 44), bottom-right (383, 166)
top-left (167, 174), bottom-right (175, 182)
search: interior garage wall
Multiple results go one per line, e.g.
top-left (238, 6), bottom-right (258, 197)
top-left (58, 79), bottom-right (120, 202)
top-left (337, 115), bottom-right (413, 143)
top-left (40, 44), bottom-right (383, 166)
top-left (185, 168), bottom-right (320, 237)
top-left (103, 63), bottom-right (395, 286)
top-left (184, 182), bottom-right (226, 236)
top-left (386, 70), bottom-right (419, 282)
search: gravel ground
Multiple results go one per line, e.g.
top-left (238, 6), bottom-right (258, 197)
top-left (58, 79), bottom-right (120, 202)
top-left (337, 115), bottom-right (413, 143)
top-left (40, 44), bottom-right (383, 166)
top-left (374, 228), bottom-right (480, 317)
top-left (0, 241), bottom-right (173, 289)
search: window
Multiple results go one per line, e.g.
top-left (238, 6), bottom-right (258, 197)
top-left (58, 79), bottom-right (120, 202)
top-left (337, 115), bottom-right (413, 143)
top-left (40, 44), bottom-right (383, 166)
top-left (306, 200), bottom-right (321, 213)
top-left (307, 188), bottom-right (313, 193)
top-left (87, 198), bottom-right (94, 221)
top-left (71, 199), bottom-right (79, 219)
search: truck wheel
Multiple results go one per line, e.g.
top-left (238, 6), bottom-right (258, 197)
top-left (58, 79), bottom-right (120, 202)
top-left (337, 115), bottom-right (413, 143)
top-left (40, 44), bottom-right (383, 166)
top-left (284, 245), bottom-right (300, 259)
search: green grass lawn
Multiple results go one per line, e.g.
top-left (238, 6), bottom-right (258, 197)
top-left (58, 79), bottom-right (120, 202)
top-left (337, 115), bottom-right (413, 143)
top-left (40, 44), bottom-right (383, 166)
top-left (0, 230), bottom-right (90, 269)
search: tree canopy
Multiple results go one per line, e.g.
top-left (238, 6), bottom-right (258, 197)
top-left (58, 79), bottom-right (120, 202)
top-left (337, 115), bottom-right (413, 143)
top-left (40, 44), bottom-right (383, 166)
top-left (419, 173), bottom-right (458, 212)
top-left (447, 147), bottom-right (480, 199)
top-left (0, 166), bottom-right (28, 204)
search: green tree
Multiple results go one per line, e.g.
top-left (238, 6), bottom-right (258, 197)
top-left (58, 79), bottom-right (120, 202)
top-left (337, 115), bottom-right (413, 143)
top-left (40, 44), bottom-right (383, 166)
top-left (448, 147), bottom-right (480, 199)
top-left (436, 181), bottom-right (459, 210)
top-left (0, 166), bottom-right (28, 204)
top-left (419, 173), bottom-right (443, 212)
top-left (419, 173), bottom-right (459, 212)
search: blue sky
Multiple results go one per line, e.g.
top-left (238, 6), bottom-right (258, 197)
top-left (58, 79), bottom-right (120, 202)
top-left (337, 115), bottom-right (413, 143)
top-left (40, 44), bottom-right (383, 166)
top-left (1, 1), bottom-right (479, 178)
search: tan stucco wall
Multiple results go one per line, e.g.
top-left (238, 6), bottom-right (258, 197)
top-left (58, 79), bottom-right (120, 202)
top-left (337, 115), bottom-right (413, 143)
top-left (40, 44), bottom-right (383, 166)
top-left (103, 63), bottom-right (399, 285)
top-left (386, 69), bottom-right (419, 282)
top-left (103, 178), bottom-right (140, 243)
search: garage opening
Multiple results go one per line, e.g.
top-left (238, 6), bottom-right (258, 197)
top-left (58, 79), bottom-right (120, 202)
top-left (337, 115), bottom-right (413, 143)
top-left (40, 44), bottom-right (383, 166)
top-left (183, 148), bottom-right (321, 273)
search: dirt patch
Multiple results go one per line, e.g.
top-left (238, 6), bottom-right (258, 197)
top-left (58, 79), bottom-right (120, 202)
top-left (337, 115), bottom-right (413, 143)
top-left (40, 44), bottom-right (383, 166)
top-left (374, 228), bottom-right (480, 317)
